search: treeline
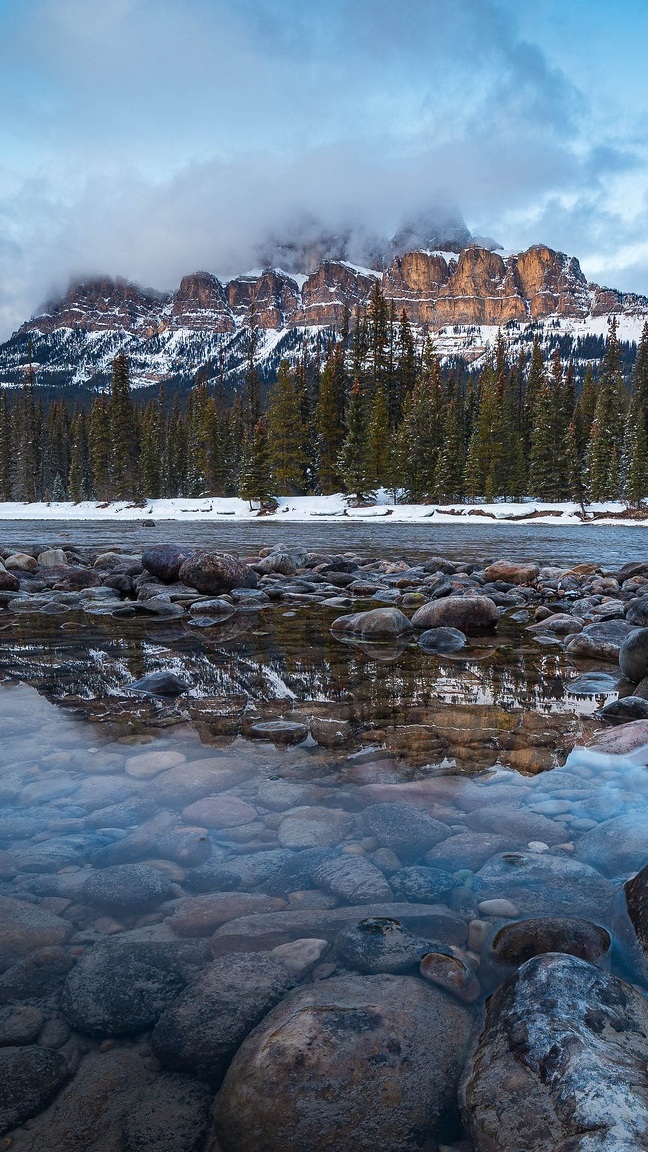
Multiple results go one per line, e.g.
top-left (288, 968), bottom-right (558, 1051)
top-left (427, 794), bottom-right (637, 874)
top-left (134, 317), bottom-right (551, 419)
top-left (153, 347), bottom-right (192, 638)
top-left (1, 282), bottom-right (647, 507)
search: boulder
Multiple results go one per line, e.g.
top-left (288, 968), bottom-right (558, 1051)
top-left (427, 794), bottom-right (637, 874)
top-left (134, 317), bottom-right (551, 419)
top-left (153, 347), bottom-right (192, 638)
top-left (418, 626), bottom-right (467, 653)
top-left (527, 612), bottom-right (582, 636)
top-left (277, 806), bottom-right (354, 849)
top-left (575, 813), bottom-right (648, 877)
top-left (390, 865), bottom-right (457, 903)
top-left (0, 896), bottom-right (72, 972)
top-left (335, 917), bottom-right (440, 974)
top-left (411, 596), bottom-right (498, 632)
top-left (213, 974), bottom-right (474, 1152)
top-left (362, 803), bottom-right (451, 859)
top-left (475, 851), bottom-right (615, 918)
top-left (169, 893), bottom-right (286, 936)
top-left (482, 560), bottom-right (538, 584)
top-left (127, 672), bottom-right (190, 697)
top-left (142, 545), bottom-right (194, 582)
top-left (565, 619), bottom-right (635, 661)
top-left (330, 607), bottom-right (412, 639)
top-left (311, 852), bottom-right (394, 904)
top-left (626, 595), bottom-right (648, 626)
top-left (598, 696), bottom-right (648, 724)
top-left (122, 1074), bottom-right (213, 1152)
top-left (491, 916), bottom-right (611, 966)
top-left (620, 627), bottom-right (648, 682)
top-left (0, 1046), bottom-right (69, 1134)
top-left (178, 551), bottom-right (257, 594)
top-left (461, 953), bottom-right (648, 1152)
top-left (82, 864), bottom-right (176, 914)
top-left (625, 862), bottom-right (648, 960)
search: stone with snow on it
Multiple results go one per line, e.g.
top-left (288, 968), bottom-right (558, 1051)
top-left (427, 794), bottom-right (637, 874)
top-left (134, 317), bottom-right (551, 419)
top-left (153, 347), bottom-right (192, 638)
top-left (330, 607), bottom-right (412, 638)
top-left (411, 595), bottom-right (498, 632)
top-left (178, 551), bottom-right (257, 594)
top-left (461, 953), bottom-right (648, 1152)
top-left (142, 544), bottom-right (195, 582)
top-left (620, 627), bottom-right (648, 683)
top-left (482, 560), bottom-right (539, 585)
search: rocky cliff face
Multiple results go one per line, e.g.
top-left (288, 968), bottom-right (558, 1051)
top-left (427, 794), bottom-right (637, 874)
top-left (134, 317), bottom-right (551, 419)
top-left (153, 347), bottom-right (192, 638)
top-left (34, 277), bottom-right (168, 337)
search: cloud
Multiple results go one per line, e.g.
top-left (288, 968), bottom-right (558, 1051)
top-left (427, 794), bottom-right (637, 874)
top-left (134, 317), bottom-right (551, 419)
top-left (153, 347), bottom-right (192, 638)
top-left (0, 0), bottom-right (647, 338)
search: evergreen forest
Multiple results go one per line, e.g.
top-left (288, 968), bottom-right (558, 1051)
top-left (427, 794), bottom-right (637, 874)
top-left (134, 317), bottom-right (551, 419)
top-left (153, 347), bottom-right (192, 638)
top-left (2, 283), bottom-right (648, 509)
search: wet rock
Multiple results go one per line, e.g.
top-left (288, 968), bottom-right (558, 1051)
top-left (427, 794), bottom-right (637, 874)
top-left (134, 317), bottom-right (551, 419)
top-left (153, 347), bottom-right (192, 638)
top-left (576, 813), bottom-right (648, 877)
top-left (61, 942), bottom-right (197, 1036)
top-left (464, 805), bottom-right (565, 845)
top-left (127, 672), bottom-right (190, 697)
top-left (170, 893), bottom-right (287, 936)
top-left (335, 917), bottom-right (437, 974)
top-left (482, 560), bottom-right (538, 585)
top-left (567, 671), bottom-right (621, 694)
top-left (411, 596), bottom-right (498, 632)
top-left (363, 803), bottom-right (451, 858)
top-left (564, 619), bottom-right (635, 660)
top-left (8, 1049), bottom-right (152, 1152)
top-left (491, 916), bottom-right (611, 966)
top-left (278, 806), bottom-right (354, 849)
top-left (0, 1005), bottom-right (44, 1046)
top-left (0, 1046), bottom-right (69, 1134)
top-left (254, 551), bottom-right (297, 576)
top-left (527, 612), bottom-right (582, 636)
top-left (418, 626), bottom-right (467, 653)
top-left (475, 851), bottom-right (615, 917)
top-left (626, 594), bottom-right (648, 626)
top-left (270, 938), bottom-right (328, 976)
top-left (390, 865), bottom-right (457, 903)
top-left (0, 946), bottom-right (75, 1002)
top-left (0, 896), bottom-right (72, 971)
top-left (424, 832), bottom-right (510, 871)
top-left (461, 953), bottom-right (648, 1152)
top-left (151, 757), bottom-right (251, 807)
top-left (309, 715), bottom-right (353, 747)
top-left (420, 949), bottom-right (481, 1002)
top-left (82, 864), bottom-right (176, 914)
top-left (586, 718), bottom-right (648, 760)
top-left (125, 748), bottom-right (186, 778)
top-left (142, 544), bottom-right (194, 583)
top-left (256, 777), bottom-right (325, 810)
top-left (181, 795), bottom-right (257, 828)
top-left (179, 551), bottom-right (258, 594)
top-left (312, 852), bottom-right (394, 904)
top-left (213, 973), bottom-right (474, 1152)
top-left (620, 626), bottom-right (648, 682)
top-left (0, 568), bottom-right (20, 592)
top-left (151, 952), bottom-right (294, 1084)
top-left (123, 1074), bottom-right (213, 1152)
top-left (331, 606), bottom-right (413, 639)
top-left (625, 862), bottom-right (648, 960)
top-left (247, 719), bottom-right (309, 744)
top-left (599, 695), bottom-right (648, 723)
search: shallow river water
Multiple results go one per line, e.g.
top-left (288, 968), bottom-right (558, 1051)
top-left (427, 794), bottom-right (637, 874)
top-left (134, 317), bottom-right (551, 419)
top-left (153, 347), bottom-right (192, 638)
top-left (0, 523), bottom-right (647, 1149)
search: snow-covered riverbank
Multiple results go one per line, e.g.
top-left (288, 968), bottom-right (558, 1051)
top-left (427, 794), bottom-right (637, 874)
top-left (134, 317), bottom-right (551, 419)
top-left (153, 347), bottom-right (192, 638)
top-left (0, 494), bottom-right (644, 525)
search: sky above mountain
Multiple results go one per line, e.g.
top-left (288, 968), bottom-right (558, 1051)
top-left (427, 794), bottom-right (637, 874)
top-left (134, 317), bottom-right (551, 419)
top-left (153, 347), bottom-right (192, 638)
top-left (1, 0), bottom-right (648, 339)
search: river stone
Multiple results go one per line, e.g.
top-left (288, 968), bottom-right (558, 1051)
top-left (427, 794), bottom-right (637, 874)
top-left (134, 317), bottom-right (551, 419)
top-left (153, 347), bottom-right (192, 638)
top-left (575, 813), bottom-right (648, 877)
top-left (256, 778), bottom-right (325, 811)
top-left (461, 953), bottom-right (648, 1152)
top-left (335, 917), bottom-right (440, 974)
top-left (142, 545), bottom-right (194, 583)
top-left (123, 1074), bottom-right (213, 1152)
top-left (564, 619), bottom-right (635, 660)
top-left (0, 897), bottom-right (72, 971)
top-left (270, 938), bottom-right (328, 976)
top-left (312, 852), bottom-right (394, 904)
top-left (37, 548), bottom-right (68, 568)
top-left (181, 795), bottom-right (257, 828)
top-left (482, 560), bottom-right (538, 585)
top-left (599, 695), bottom-right (648, 724)
top-left (179, 551), bottom-right (257, 594)
top-left (213, 973), bottom-right (474, 1152)
top-left (3, 552), bottom-right (37, 571)
top-left (330, 607), bottom-right (412, 638)
top-left (254, 551), bottom-right (297, 576)
top-left (424, 832), bottom-right (510, 871)
top-left (154, 826), bottom-right (211, 867)
top-left (0, 1046), bottom-right (69, 1134)
top-left (390, 865), bottom-right (457, 903)
top-left (169, 893), bottom-right (287, 936)
top-left (464, 805), bottom-right (565, 845)
top-left (527, 612), bottom-right (583, 636)
top-left (491, 916), bottom-right (611, 966)
top-left (0, 1005), bottom-right (44, 1046)
top-left (411, 596), bottom-right (498, 632)
top-left (586, 718), bottom-right (648, 760)
top-left (625, 862), bottom-right (648, 960)
top-left (278, 806), bottom-right (354, 849)
top-left (620, 627), bottom-right (648, 683)
top-left (420, 950), bottom-right (481, 1003)
top-left (363, 803), bottom-right (451, 858)
top-left (567, 671), bottom-right (621, 695)
top-left (125, 749), bottom-right (186, 778)
top-left (418, 626), bottom-right (467, 653)
top-left (151, 953), bottom-right (294, 1084)
top-left (0, 568), bottom-right (20, 592)
top-left (82, 864), bottom-right (175, 914)
top-left (127, 672), bottom-right (190, 697)
top-left (247, 719), bottom-right (309, 745)
top-left (626, 594), bottom-right (648, 626)
top-left (475, 851), bottom-right (615, 918)
top-left (0, 947), bottom-right (75, 1002)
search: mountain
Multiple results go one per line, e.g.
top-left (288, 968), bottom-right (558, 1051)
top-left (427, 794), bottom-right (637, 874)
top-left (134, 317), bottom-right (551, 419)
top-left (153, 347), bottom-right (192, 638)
top-left (1, 243), bottom-right (647, 393)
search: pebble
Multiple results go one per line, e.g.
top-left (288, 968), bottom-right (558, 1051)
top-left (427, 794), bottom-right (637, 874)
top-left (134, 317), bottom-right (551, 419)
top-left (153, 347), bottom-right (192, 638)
top-left (478, 899), bottom-right (520, 917)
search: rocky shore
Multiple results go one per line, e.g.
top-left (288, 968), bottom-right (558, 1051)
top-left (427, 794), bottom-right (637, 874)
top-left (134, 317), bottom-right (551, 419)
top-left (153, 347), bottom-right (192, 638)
top-left (2, 540), bottom-right (648, 1148)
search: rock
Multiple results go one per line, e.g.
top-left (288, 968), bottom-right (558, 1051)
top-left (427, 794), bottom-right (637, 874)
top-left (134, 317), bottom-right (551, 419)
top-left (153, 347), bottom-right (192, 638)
top-left (620, 627), bottom-right (648, 682)
top-left (37, 548), bottom-right (68, 568)
top-left (0, 1005), bottom-right (44, 1046)
top-left (151, 953), bottom-right (294, 1084)
top-left (154, 826), bottom-right (211, 867)
top-left (0, 946), bottom-right (75, 1002)
top-left (527, 612), bottom-right (582, 636)
top-left (335, 917), bottom-right (439, 974)
top-left (411, 596), bottom-right (498, 632)
top-left (567, 671), bottom-right (621, 695)
top-left (475, 851), bottom-right (615, 917)
top-left (8, 1048), bottom-right (152, 1152)
top-left (278, 806), bottom-right (354, 849)
top-left (491, 916), bottom-right (611, 965)
top-left (0, 1046), bottom-right (69, 1134)
top-left (127, 672), bottom-right (190, 697)
top-left (482, 560), bottom-right (538, 585)
top-left (424, 832), bottom-right (510, 871)
top-left (0, 896), bottom-right (72, 971)
top-left (461, 953), bottom-right (648, 1152)
top-left (123, 1074), bottom-right (212, 1152)
top-left (363, 803), bottom-right (451, 858)
top-left (213, 974), bottom-right (474, 1152)
top-left (626, 594), bottom-right (648, 626)
top-left (586, 718), bottom-right (648, 760)
top-left (564, 619), bottom-right (635, 660)
top-left (0, 568), bottom-right (20, 592)
top-left (247, 719), bottom-right (309, 745)
top-left (420, 950), bottom-right (481, 1002)
top-left (170, 893), bottom-right (287, 936)
top-left (270, 938), bottom-right (328, 976)
top-left (151, 757), bottom-right (252, 807)
top-left (312, 852), bottom-right (394, 904)
top-left (331, 606), bottom-right (413, 639)
top-left (179, 551), bottom-right (257, 594)
top-left (464, 805), bottom-right (565, 845)
top-left (61, 942), bottom-right (198, 1036)
top-left (82, 864), bottom-right (176, 914)
top-left (418, 626), bottom-right (467, 653)
top-left (309, 715), bottom-right (353, 747)
top-left (390, 865), bottom-right (457, 903)
top-left (625, 863), bottom-right (648, 961)
top-left (142, 544), bottom-right (194, 582)
top-left (256, 778), bottom-right (325, 811)
top-left (576, 813), bottom-right (648, 877)
top-left (181, 795), bottom-right (257, 828)
top-left (3, 552), bottom-right (37, 571)
top-left (125, 749), bottom-right (186, 777)
top-left (599, 695), bottom-right (648, 723)
top-left (254, 551), bottom-right (297, 576)
top-left (478, 898), bottom-right (519, 917)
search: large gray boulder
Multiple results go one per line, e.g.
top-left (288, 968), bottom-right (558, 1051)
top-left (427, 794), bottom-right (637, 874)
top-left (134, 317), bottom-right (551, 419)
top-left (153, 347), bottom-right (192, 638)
top-left (411, 595), bottom-right (498, 632)
top-left (461, 953), bottom-right (648, 1151)
top-left (330, 607), bottom-right (412, 639)
top-left (179, 551), bottom-right (257, 593)
top-left (619, 627), bottom-right (648, 683)
top-left (213, 974), bottom-right (474, 1152)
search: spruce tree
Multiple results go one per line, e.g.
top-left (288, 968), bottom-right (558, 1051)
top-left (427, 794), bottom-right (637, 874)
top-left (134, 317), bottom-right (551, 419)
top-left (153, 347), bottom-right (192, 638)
top-left (315, 345), bottom-right (346, 494)
top-left (89, 396), bottom-right (112, 500)
top-left (267, 360), bottom-right (308, 493)
top-left (339, 379), bottom-right (371, 501)
top-left (586, 319), bottom-right (627, 500)
top-left (140, 401), bottom-right (162, 499)
top-left (632, 321), bottom-right (648, 446)
top-left (68, 409), bottom-right (90, 502)
top-left (109, 352), bottom-right (140, 498)
top-left (239, 417), bottom-right (274, 509)
top-left (622, 393), bottom-right (648, 508)
top-left (0, 395), bottom-right (12, 501)
top-left (367, 381), bottom-right (391, 491)
top-left (435, 398), bottom-right (465, 501)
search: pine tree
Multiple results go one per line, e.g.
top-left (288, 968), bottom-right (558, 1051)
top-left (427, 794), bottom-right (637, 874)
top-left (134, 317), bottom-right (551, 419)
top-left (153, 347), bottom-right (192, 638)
top-left (89, 396), bottom-right (112, 500)
top-left (622, 393), bottom-right (648, 508)
top-left (109, 352), bottom-right (140, 498)
top-left (0, 395), bottom-right (12, 501)
top-left (632, 321), bottom-right (648, 446)
top-left (398, 353), bottom-right (443, 502)
top-left (586, 319), bottom-right (627, 500)
top-left (339, 379), bottom-right (371, 500)
top-left (315, 345), bottom-right (346, 494)
top-left (267, 360), bottom-right (308, 493)
top-left (463, 363), bottom-right (504, 501)
top-left (435, 398), bottom-right (465, 502)
top-left (575, 364), bottom-right (597, 462)
top-left (68, 409), bottom-right (91, 501)
top-left (524, 336), bottom-right (545, 454)
top-left (140, 400), bottom-right (162, 498)
top-left (367, 381), bottom-right (391, 491)
top-left (393, 309), bottom-right (417, 429)
top-left (239, 417), bottom-right (274, 509)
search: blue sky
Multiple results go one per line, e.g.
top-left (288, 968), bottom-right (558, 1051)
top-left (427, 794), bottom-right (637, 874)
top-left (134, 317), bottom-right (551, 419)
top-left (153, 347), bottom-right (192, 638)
top-left (1, 0), bottom-right (648, 337)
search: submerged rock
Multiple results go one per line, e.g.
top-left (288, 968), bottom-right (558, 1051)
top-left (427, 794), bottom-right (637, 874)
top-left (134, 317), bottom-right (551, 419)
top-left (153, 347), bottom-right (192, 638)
top-left (0, 1046), bottom-right (69, 1134)
top-left (461, 953), bottom-right (648, 1152)
top-left (418, 626), bottom-right (467, 653)
top-left (362, 803), bottom-right (451, 859)
top-left (213, 974), bottom-right (474, 1152)
top-left (598, 695), bottom-right (648, 724)
top-left (420, 949), bottom-right (481, 1003)
top-left (82, 863), bottom-right (176, 914)
top-left (491, 916), bottom-right (611, 966)
top-left (122, 1074), bottom-right (213, 1152)
top-left (334, 917), bottom-right (435, 974)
